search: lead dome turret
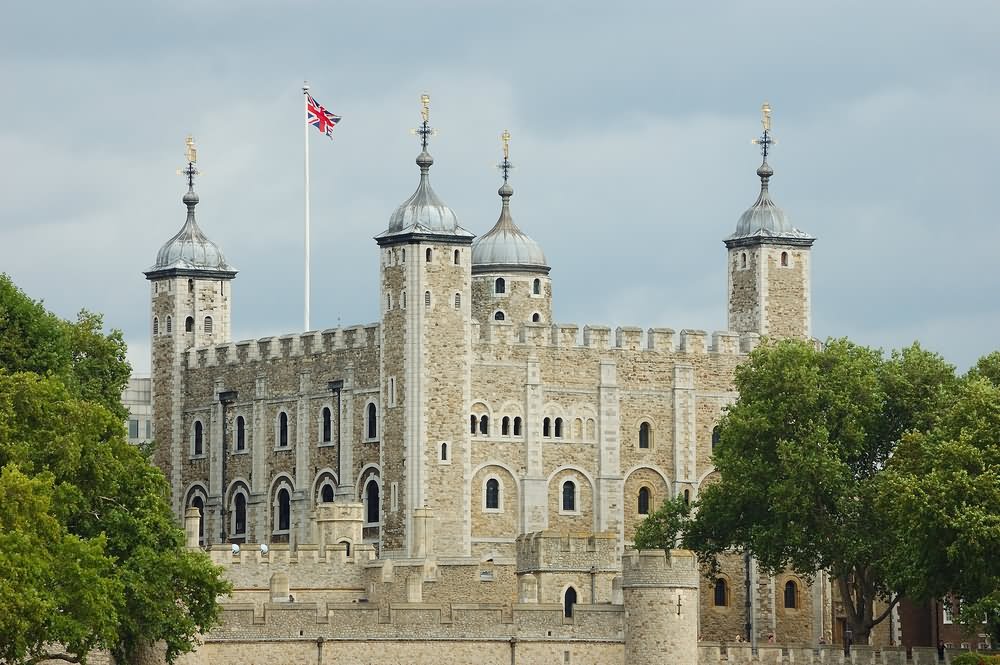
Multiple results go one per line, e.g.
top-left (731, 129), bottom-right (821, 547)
top-left (471, 182), bottom-right (549, 271)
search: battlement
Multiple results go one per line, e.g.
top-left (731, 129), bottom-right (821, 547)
top-left (473, 321), bottom-right (760, 355)
top-left (621, 549), bottom-right (699, 589)
top-left (516, 530), bottom-right (619, 573)
top-left (185, 323), bottom-right (380, 368)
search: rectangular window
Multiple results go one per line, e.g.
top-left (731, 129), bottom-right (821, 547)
top-left (389, 377), bottom-right (396, 407)
top-left (128, 419), bottom-right (139, 439)
top-left (390, 482), bottom-right (398, 512)
top-left (145, 420), bottom-right (152, 438)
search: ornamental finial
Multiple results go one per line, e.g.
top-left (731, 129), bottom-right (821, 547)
top-left (177, 135), bottom-right (200, 191)
top-left (498, 129), bottom-right (513, 183)
top-left (412, 93), bottom-right (435, 151)
top-left (750, 101), bottom-right (777, 164)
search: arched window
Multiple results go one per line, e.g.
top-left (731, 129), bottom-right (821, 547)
top-left (276, 488), bottom-right (291, 532)
top-left (485, 478), bottom-right (500, 510)
top-left (185, 316), bottom-right (194, 333)
top-left (454, 293), bottom-right (461, 310)
top-left (454, 249), bottom-right (460, 264)
top-left (712, 425), bottom-right (721, 451)
top-left (366, 403), bottom-right (377, 439)
top-left (233, 492), bottom-right (247, 536)
top-left (543, 417), bottom-right (551, 437)
top-left (321, 484), bottom-right (335, 503)
top-left (638, 487), bottom-right (651, 515)
top-left (784, 580), bottom-right (798, 609)
top-left (470, 415), bottom-right (478, 435)
top-left (502, 416), bottom-right (510, 436)
top-left (532, 313), bottom-right (541, 323)
top-left (562, 480), bottom-right (576, 511)
top-left (322, 407), bottom-right (332, 443)
top-left (495, 277), bottom-right (506, 294)
top-left (193, 421), bottom-right (204, 456)
top-left (714, 578), bottom-right (728, 607)
top-left (236, 416), bottom-right (246, 451)
top-left (533, 278), bottom-right (541, 295)
top-left (365, 481), bottom-right (379, 524)
top-left (424, 291), bottom-right (431, 309)
top-left (191, 496), bottom-right (205, 541)
top-left (494, 310), bottom-right (505, 321)
top-left (513, 417), bottom-right (522, 436)
top-left (639, 421), bottom-right (651, 449)
top-left (781, 251), bottom-right (789, 267)
top-left (479, 415), bottom-right (489, 435)
top-left (425, 247), bottom-right (432, 263)
top-left (204, 316), bottom-right (213, 334)
top-left (277, 412), bottom-right (289, 447)
top-left (153, 316), bottom-right (159, 336)
top-left (188, 278), bottom-right (194, 293)
top-left (440, 442), bottom-right (448, 461)
top-left (554, 417), bottom-right (563, 438)
top-left (166, 316), bottom-right (172, 333)
top-left (564, 587), bottom-right (578, 618)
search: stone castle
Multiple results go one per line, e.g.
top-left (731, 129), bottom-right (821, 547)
top-left (141, 101), bottom-right (924, 663)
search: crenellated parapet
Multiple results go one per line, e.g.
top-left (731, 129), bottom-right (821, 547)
top-left (622, 549), bottom-right (700, 665)
top-left (621, 548), bottom-right (699, 590)
top-left (516, 530), bottom-right (619, 573)
top-left (185, 323), bottom-right (380, 368)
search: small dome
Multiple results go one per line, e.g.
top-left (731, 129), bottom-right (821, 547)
top-left (472, 183), bottom-right (548, 272)
top-left (148, 187), bottom-right (235, 275)
top-left (382, 151), bottom-right (472, 238)
top-left (729, 162), bottom-right (812, 242)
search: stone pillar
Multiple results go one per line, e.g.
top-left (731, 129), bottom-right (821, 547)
top-left (521, 357), bottom-right (547, 532)
top-left (597, 359), bottom-right (623, 536)
top-left (269, 571), bottom-right (290, 603)
top-left (672, 363), bottom-right (697, 494)
top-left (518, 573), bottom-right (538, 603)
top-left (411, 507), bottom-right (435, 558)
top-left (294, 370), bottom-right (312, 545)
top-left (622, 549), bottom-right (699, 665)
top-left (407, 574), bottom-right (423, 603)
top-left (184, 507), bottom-right (201, 549)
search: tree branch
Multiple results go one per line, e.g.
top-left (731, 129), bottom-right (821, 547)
top-left (872, 594), bottom-right (901, 626)
top-left (27, 652), bottom-right (83, 665)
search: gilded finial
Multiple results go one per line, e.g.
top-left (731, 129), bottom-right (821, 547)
top-left (761, 101), bottom-right (772, 132)
top-left (497, 129), bottom-right (513, 184)
top-left (420, 93), bottom-right (430, 124)
top-left (751, 101), bottom-right (777, 164)
top-left (412, 93), bottom-right (435, 151)
top-left (501, 129), bottom-right (511, 160)
top-left (185, 135), bottom-right (197, 164)
top-left (177, 135), bottom-right (200, 190)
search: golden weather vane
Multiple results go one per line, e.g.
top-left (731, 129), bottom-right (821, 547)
top-left (751, 101), bottom-right (776, 162)
top-left (185, 134), bottom-right (198, 164)
top-left (761, 101), bottom-right (772, 132)
top-left (501, 129), bottom-right (511, 160)
top-left (497, 129), bottom-right (514, 183)
top-left (177, 135), bottom-right (200, 189)
top-left (412, 93), bottom-right (435, 150)
top-left (420, 93), bottom-right (430, 124)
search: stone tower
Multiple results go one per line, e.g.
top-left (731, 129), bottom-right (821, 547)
top-left (622, 549), bottom-right (700, 665)
top-left (725, 104), bottom-right (815, 340)
top-left (375, 97), bottom-right (475, 556)
top-left (471, 131), bottom-right (552, 326)
top-left (145, 140), bottom-right (236, 515)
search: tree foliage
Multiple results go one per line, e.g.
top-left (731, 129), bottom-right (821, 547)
top-left (682, 337), bottom-right (957, 640)
top-left (0, 274), bottom-right (230, 664)
top-left (633, 495), bottom-right (691, 551)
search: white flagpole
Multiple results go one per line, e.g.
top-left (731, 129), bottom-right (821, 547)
top-left (303, 81), bottom-right (311, 332)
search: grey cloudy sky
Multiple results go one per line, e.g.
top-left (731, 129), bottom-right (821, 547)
top-left (2, 1), bottom-right (998, 373)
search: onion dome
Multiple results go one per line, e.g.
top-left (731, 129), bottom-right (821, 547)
top-left (472, 181), bottom-right (549, 274)
top-left (146, 150), bottom-right (236, 279)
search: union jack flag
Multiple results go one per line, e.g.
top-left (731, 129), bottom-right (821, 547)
top-left (307, 94), bottom-right (341, 139)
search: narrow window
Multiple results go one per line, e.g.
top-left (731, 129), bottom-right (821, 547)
top-left (185, 316), bottom-right (194, 333)
top-left (386, 293), bottom-right (392, 311)
top-left (425, 247), bottom-right (432, 262)
top-left (424, 291), bottom-right (431, 309)
top-left (564, 587), bottom-right (578, 618)
top-left (401, 291), bottom-right (406, 309)
top-left (784, 580), bottom-right (797, 609)
top-left (192, 496), bottom-right (205, 541)
top-left (470, 415), bottom-right (478, 435)
top-left (639, 421), bottom-right (651, 449)
top-left (502, 416), bottom-right (510, 436)
top-left (781, 251), bottom-right (789, 267)
top-left (741, 252), bottom-right (747, 269)
top-left (494, 311), bottom-right (505, 321)
top-left (495, 277), bottom-right (506, 294)
top-left (683, 489), bottom-right (690, 505)
top-left (533, 278), bottom-right (541, 295)
top-left (188, 278), bottom-right (194, 293)
top-left (714, 578), bottom-right (728, 607)
top-left (194, 421), bottom-right (203, 455)
top-left (236, 416), bottom-right (246, 451)
top-left (562, 480), bottom-right (576, 511)
top-left (479, 415), bottom-right (489, 435)
top-left (454, 293), bottom-right (461, 310)
top-left (485, 478), bottom-right (500, 509)
top-left (513, 417), bottom-right (522, 436)
top-left (277, 488), bottom-right (290, 531)
top-left (278, 412), bottom-right (288, 447)
top-left (234, 493), bottom-right (247, 536)
top-left (543, 417), bottom-right (551, 437)
top-left (532, 313), bottom-right (541, 323)
top-left (321, 484), bottom-right (335, 503)
top-left (166, 316), bottom-right (172, 333)
top-left (401, 248), bottom-right (405, 262)
top-left (365, 481), bottom-right (379, 524)
top-left (440, 442), bottom-right (448, 461)
top-left (153, 316), bottom-right (159, 336)
top-left (638, 487), bottom-right (651, 515)
top-left (204, 316), bottom-right (213, 334)
top-left (712, 425), bottom-right (721, 451)
top-left (129, 419), bottom-right (139, 439)
top-left (367, 403), bottom-right (377, 439)
top-left (454, 249), bottom-right (460, 264)
top-left (554, 417), bottom-right (563, 438)
top-left (322, 407), bottom-right (332, 443)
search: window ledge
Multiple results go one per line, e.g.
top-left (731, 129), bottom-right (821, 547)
top-left (189, 454), bottom-right (207, 460)
top-left (483, 507), bottom-right (503, 514)
top-left (318, 442), bottom-right (336, 448)
top-left (273, 446), bottom-right (292, 452)
top-left (231, 450), bottom-right (249, 456)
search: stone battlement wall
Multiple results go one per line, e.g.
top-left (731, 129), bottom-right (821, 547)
top-left (621, 548), bottom-right (700, 589)
top-left (516, 530), bottom-right (619, 573)
top-left (186, 323), bottom-right (380, 368)
top-left (474, 321), bottom-right (761, 355)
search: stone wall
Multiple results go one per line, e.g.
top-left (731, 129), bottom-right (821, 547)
top-left (472, 271), bottom-right (552, 326)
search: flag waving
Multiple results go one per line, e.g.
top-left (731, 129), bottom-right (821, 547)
top-left (307, 94), bottom-right (342, 139)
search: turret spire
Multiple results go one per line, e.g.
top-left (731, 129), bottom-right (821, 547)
top-left (178, 135), bottom-right (200, 210)
top-left (750, 101), bottom-right (776, 187)
top-left (497, 129), bottom-right (514, 204)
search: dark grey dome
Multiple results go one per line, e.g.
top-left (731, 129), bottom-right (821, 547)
top-left (379, 151), bottom-right (473, 240)
top-left (148, 185), bottom-right (235, 276)
top-left (472, 183), bottom-right (548, 272)
top-left (728, 162), bottom-right (813, 243)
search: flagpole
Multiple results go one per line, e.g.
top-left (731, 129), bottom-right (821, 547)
top-left (303, 81), bottom-right (311, 332)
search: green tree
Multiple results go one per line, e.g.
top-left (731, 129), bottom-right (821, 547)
top-left (0, 275), bottom-right (230, 664)
top-left (878, 365), bottom-right (1000, 642)
top-left (683, 338), bottom-right (957, 641)
top-left (633, 495), bottom-right (691, 551)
